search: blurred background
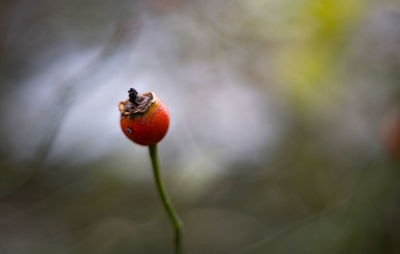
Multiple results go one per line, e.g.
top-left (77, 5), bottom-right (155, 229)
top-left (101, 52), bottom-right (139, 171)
top-left (1, 0), bottom-right (400, 253)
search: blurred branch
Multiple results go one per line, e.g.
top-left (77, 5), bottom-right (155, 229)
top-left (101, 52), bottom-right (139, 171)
top-left (1, 11), bottom-right (141, 203)
top-left (234, 197), bottom-right (351, 254)
top-left (234, 151), bottom-right (380, 254)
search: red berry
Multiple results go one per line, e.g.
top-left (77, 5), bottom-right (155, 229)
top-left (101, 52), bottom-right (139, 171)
top-left (381, 108), bottom-right (400, 157)
top-left (119, 89), bottom-right (169, 146)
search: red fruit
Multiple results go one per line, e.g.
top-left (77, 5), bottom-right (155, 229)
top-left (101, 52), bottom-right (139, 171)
top-left (119, 89), bottom-right (169, 146)
top-left (381, 108), bottom-right (400, 157)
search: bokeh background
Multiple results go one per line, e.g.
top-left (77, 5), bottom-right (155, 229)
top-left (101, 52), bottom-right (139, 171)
top-left (1, 0), bottom-right (400, 253)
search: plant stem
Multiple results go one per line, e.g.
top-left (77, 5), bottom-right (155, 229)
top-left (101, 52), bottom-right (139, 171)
top-left (149, 144), bottom-right (183, 254)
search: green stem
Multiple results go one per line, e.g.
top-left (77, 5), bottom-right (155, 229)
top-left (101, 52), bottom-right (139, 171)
top-left (149, 144), bottom-right (183, 254)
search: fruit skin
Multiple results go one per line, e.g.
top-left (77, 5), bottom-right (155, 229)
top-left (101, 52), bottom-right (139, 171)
top-left (120, 93), bottom-right (169, 146)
